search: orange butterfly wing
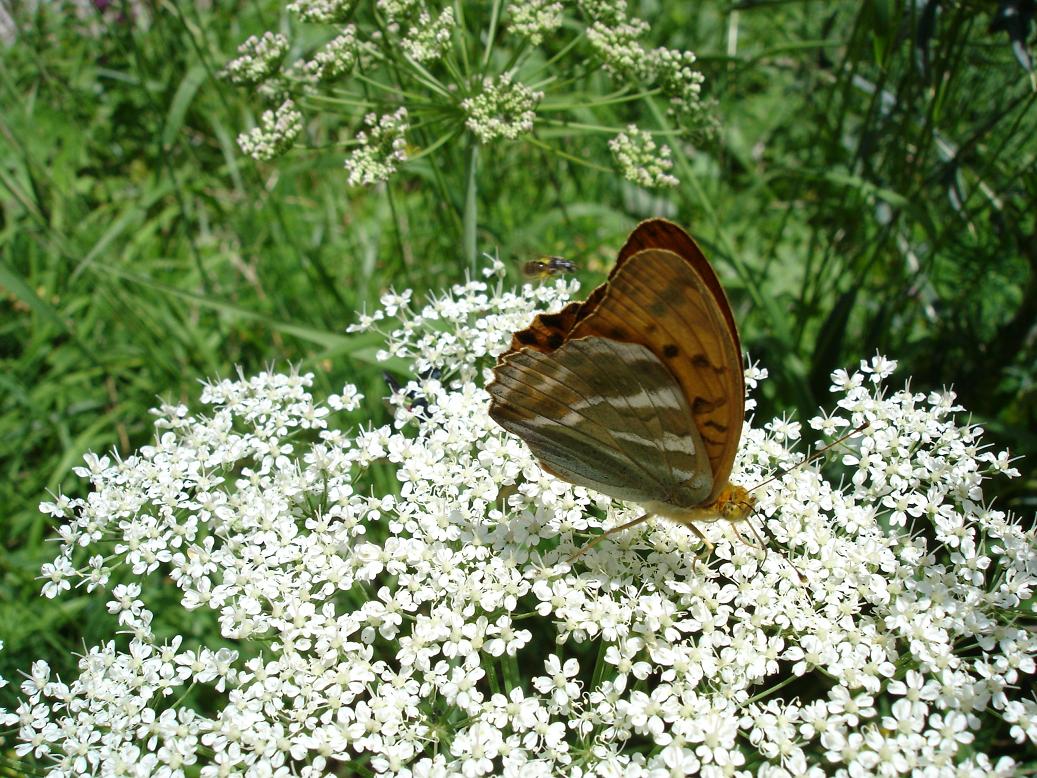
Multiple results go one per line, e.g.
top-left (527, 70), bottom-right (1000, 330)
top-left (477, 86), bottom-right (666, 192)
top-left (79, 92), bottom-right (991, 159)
top-left (612, 219), bottom-right (742, 367)
top-left (502, 219), bottom-right (744, 502)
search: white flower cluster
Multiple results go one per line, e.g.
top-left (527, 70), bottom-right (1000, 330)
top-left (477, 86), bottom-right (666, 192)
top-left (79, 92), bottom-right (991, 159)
top-left (400, 7), bottom-right (455, 63)
top-left (508, 0), bottom-right (564, 45)
top-left (608, 125), bottom-right (679, 188)
top-left (287, 0), bottom-right (352, 23)
top-left (236, 99), bottom-right (303, 162)
top-left (654, 47), bottom-right (705, 116)
top-left (586, 19), bottom-right (655, 80)
top-left (462, 74), bottom-right (544, 143)
top-left (584, 6), bottom-right (705, 116)
top-left (578, 0), bottom-right (627, 24)
top-left (221, 0), bottom-right (712, 189)
top-left (222, 31), bottom-right (289, 86)
top-left (377, 0), bottom-right (420, 21)
top-left (344, 108), bottom-right (410, 186)
top-left (4, 261), bottom-right (1035, 776)
top-left (305, 26), bottom-right (362, 80)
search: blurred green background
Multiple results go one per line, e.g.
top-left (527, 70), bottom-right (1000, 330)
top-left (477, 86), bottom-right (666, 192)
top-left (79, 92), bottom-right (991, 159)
top-left (1, 0), bottom-right (1034, 694)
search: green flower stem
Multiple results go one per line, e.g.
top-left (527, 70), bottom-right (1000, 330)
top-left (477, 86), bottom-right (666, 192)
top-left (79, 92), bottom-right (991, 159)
top-left (502, 651), bottom-right (521, 693)
top-left (463, 141), bottom-right (479, 273)
top-left (348, 71), bottom-right (425, 103)
top-left (405, 127), bottom-right (462, 161)
top-left (534, 118), bottom-right (623, 132)
top-left (451, 1), bottom-right (473, 77)
top-left (481, 0), bottom-right (504, 71)
top-left (589, 637), bottom-right (610, 691)
top-left (527, 31), bottom-right (586, 78)
top-left (304, 95), bottom-right (377, 110)
top-left (485, 656), bottom-right (502, 696)
top-left (524, 135), bottom-right (613, 173)
top-left (740, 672), bottom-right (800, 708)
top-left (421, 52), bottom-right (464, 98)
top-left (539, 87), bottom-right (664, 109)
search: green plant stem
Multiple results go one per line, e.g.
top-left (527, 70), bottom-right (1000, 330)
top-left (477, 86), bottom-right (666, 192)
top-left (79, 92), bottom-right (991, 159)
top-left (464, 141), bottom-right (479, 273)
top-left (502, 651), bottom-right (520, 693)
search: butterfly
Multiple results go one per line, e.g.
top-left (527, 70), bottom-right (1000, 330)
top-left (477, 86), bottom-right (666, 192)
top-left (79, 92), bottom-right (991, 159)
top-left (488, 218), bottom-right (755, 561)
top-left (523, 255), bottom-right (577, 280)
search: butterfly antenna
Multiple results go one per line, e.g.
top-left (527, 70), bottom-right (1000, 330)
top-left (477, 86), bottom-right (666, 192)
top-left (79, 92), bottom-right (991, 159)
top-left (749, 421), bottom-right (870, 494)
top-left (740, 423), bottom-right (869, 585)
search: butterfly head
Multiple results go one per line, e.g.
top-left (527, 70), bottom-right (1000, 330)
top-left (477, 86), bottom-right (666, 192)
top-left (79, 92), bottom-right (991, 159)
top-left (713, 483), bottom-right (756, 523)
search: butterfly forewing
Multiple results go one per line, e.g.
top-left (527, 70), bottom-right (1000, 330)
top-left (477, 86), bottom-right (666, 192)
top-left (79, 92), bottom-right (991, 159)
top-left (568, 248), bottom-right (744, 498)
top-left (613, 219), bottom-right (742, 360)
top-left (488, 337), bottom-right (713, 509)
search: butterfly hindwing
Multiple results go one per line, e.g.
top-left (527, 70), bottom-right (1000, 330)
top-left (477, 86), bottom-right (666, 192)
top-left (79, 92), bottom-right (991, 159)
top-left (488, 337), bottom-right (713, 508)
top-left (506, 300), bottom-right (583, 355)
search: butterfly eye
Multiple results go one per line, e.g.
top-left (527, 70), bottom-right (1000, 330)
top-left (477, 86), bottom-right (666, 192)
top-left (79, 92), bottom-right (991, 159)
top-left (720, 498), bottom-right (755, 522)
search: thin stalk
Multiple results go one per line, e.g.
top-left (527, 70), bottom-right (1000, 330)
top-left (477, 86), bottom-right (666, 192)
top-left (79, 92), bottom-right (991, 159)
top-left (523, 135), bottom-right (613, 173)
top-left (464, 141), bottom-right (479, 273)
top-left (502, 651), bottom-right (520, 693)
top-left (481, 0), bottom-right (504, 72)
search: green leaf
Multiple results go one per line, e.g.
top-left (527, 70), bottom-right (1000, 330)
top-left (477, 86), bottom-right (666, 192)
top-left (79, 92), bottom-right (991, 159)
top-left (163, 65), bottom-right (209, 149)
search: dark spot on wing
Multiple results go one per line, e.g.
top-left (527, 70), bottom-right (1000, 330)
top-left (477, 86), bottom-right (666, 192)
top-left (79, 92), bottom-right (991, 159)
top-left (701, 432), bottom-right (725, 447)
top-left (547, 333), bottom-right (564, 350)
top-left (540, 312), bottom-right (567, 329)
top-left (663, 344), bottom-right (679, 359)
top-left (609, 327), bottom-right (626, 339)
top-left (516, 330), bottom-right (538, 346)
top-left (691, 353), bottom-right (712, 369)
top-left (692, 396), bottom-right (726, 414)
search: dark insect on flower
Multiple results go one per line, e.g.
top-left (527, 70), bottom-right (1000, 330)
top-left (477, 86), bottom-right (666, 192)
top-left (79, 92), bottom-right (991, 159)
top-left (522, 256), bottom-right (577, 279)
top-left (382, 368), bottom-right (441, 417)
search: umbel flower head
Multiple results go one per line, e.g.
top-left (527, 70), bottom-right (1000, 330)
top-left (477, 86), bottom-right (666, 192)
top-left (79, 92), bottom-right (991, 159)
top-left (224, 1), bottom-right (711, 187)
top-left (3, 263), bottom-right (1035, 777)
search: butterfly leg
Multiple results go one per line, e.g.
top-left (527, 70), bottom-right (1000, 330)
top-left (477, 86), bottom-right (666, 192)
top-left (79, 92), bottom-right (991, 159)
top-left (679, 522), bottom-right (715, 577)
top-left (567, 513), bottom-right (652, 564)
top-left (681, 521), bottom-right (714, 557)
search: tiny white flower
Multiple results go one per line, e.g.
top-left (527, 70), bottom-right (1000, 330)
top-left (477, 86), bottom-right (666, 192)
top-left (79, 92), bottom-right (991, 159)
top-left (223, 32), bottom-right (288, 85)
top-left (237, 100), bottom-right (303, 162)
top-left (9, 258), bottom-right (1034, 777)
top-left (344, 109), bottom-right (410, 187)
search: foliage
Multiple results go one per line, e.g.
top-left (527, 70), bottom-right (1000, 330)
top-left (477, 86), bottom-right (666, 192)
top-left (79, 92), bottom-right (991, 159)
top-left (221, 0), bottom-right (716, 268)
top-left (0, 0), bottom-right (1035, 772)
